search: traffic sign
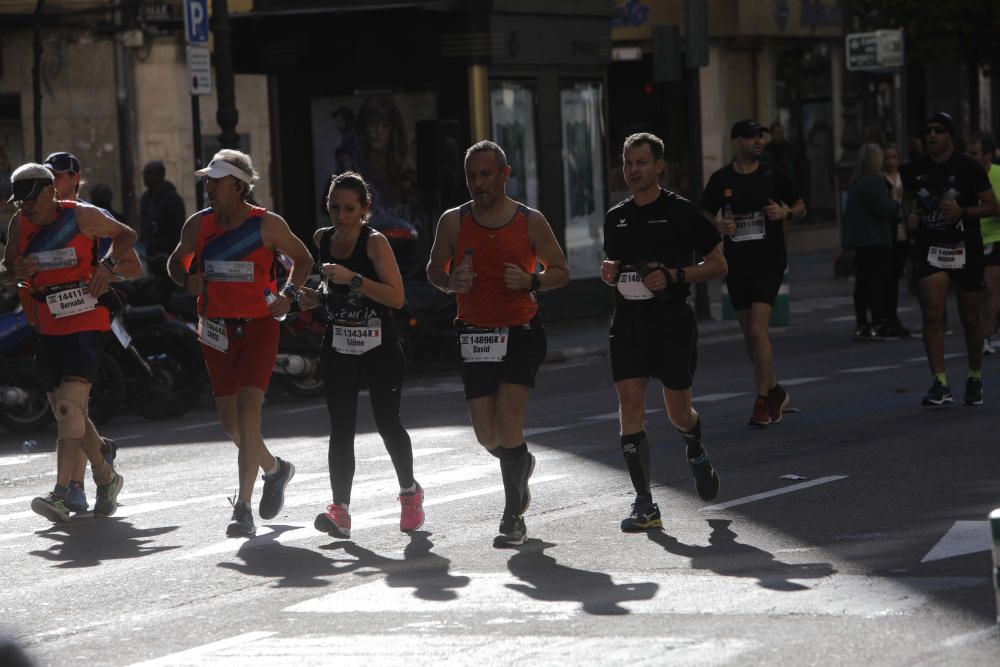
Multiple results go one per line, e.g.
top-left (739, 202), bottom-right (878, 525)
top-left (187, 45), bottom-right (212, 96)
top-left (846, 30), bottom-right (904, 71)
top-left (184, 0), bottom-right (209, 44)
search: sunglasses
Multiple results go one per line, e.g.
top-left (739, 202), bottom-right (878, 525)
top-left (925, 125), bottom-right (948, 135)
top-left (44, 152), bottom-right (80, 174)
top-left (9, 178), bottom-right (52, 207)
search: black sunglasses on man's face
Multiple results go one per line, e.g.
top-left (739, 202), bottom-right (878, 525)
top-left (925, 125), bottom-right (948, 135)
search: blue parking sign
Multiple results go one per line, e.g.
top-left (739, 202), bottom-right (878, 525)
top-left (184, 0), bottom-right (209, 44)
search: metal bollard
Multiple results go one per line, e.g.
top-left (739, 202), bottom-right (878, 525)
top-left (991, 508), bottom-right (1000, 624)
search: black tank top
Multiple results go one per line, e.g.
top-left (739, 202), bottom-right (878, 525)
top-left (319, 225), bottom-right (396, 334)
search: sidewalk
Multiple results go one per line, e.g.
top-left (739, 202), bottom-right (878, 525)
top-left (544, 251), bottom-right (848, 363)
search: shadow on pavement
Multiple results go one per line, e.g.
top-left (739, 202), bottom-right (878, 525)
top-left (30, 519), bottom-right (180, 567)
top-left (647, 519), bottom-right (836, 591)
top-left (505, 539), bottom-right (658, 615)
top-left (320, 531), bottom-right (471, 601)
top-left (220, 530), bottom-right (337, 588)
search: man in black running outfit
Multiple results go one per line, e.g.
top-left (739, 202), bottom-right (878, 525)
top-left (701, 119), bottom-right (805, 427)
top-left (602, 133), bottom-right (728, 532)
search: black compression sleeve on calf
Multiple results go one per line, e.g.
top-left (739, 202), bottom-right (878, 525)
top-left (498, 444), bottom-right (528, 514)
top-left (620, 431), bottom-right (651, 499)
top-left (676, 418), bottom-right (704, 460)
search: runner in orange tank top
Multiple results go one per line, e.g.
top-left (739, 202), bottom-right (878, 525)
top-left (1, 162), bottom-right (140, 523)
top-left (168, 149), bottom-right (313, 538)
top-left (427, 140), bottom-right (569, 547)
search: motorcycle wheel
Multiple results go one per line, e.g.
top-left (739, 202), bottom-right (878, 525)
top-left (127, 335), bottom-right (204, 420)
top-left (0, 376), bottom-right (53, 433)
top-left (281, 353), bottom-right (324, 398)
top-left (88, 355), bottom-right (125, 427)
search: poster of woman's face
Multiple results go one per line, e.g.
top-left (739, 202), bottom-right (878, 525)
top-left (310, 92), bottom-right (437, 231)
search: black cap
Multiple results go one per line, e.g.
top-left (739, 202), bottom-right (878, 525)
top-left (925, 112), bottom-right (955, 137)
top-left (43, 151), bottom-right (80, 174)
top-left (731, 119), bottom-right (770, 139)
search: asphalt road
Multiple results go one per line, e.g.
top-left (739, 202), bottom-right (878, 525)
top-left (1, 293), bottom-right (998, 666)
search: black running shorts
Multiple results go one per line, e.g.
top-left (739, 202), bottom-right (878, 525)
top-left (914, 239), bottom-right (985, 292)
top-left (36, 330), bottom-right (108, 390)
top-left (610, 303), bottom-right (697, 390)
top-left (725, 256), bottom-right (786, 310)
top-left (458, 317), bottom-right (547, 400)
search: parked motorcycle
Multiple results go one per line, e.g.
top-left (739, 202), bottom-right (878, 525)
top-left (271, 283), bottom-right (325, 398)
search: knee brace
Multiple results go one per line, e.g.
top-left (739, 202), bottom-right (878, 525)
top-left (53, 381), bottom-right (90, 440)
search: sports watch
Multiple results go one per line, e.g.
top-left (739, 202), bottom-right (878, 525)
top-left (675, 268), bottom-right (686, 284)
top-left (349, 274), bottom-right (364, 290)
top-left (530, 273), bottom-right (541, 291)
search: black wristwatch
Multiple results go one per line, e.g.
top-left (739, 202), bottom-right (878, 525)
top-left (280, 284), bottom-right (299, 303)
top-left (349, 274), bottom-right (363, 290)
top-left (675, 267), bottom-right (686, 284)
top-left (530, 273), bottom-right (541, 291)
top-left (100, 256), bottom-right (119, 271)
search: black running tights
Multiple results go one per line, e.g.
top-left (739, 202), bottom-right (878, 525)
top-left (322, 340), bottom-right (414, 505)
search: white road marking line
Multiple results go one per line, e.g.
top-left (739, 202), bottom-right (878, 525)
top-left (178, 475), bottom-right (567, 561)
top-left (838, 365), bottom-right (900, 374)
top-left (170, 420), bottom-right (221, 432)
top-left (693, 392), bottom-right (748, 403)
top-left (584, 408), bottom-right (658, 421)
top-left (779, 377), bottom-right (827, 387)
top-left (278, 403), bottom-right (326, 415)
top-left (110, 434), bottom-right (146, 442)
top-left (701, 475), bottom-right (848, 511)
top-left (0, 532), bottom-right (34, 542)
top-left (360, 446), bottom-right (455, 462)
top-left (523, 425), bottom-right (572, 436)
top-left (129, 633), bottom-right (757, 667)
top-left (284, 572), bottom-right (979, 618)
top-left (0, 454), bottom-right (49, 466)
top-left (127, 631), bottom-right (276, 667)
top-left (905, 352), bottom-right (964, 363)
top-left (825, 314), bottom-right (857, 323)
top-left (921, 520), bottom-right (991, 563)
top-left (0, 495), bottom-right (36, 507)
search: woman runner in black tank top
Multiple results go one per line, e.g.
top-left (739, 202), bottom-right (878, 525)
top-left (298, 171), bottom-right (423, 540)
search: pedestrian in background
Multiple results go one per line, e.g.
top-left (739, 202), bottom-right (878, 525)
top-left (844, 143), bottom-right (898, 341)
top-left (881, 143), bottom-right (910, 338)
top-left (140, 161), bottom-right (186, 258)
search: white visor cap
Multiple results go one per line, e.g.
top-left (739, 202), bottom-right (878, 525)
top-left (195, 159), bottom-right (255, 184)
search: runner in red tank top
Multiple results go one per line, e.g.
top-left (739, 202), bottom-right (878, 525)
top-left (1, 162), bottom-right (140, 523)
top-left (427, 140), bottom-right (569, 547)
top-left (168, 149), bottom-right (313, 538)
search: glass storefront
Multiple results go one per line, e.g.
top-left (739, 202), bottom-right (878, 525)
top-left (489, 82), bottom-right (539, 209)
top-left (560, 82), bottom-right (606, 279)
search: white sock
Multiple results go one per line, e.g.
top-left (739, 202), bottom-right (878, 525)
top-left (400, 482), bottom-right (417, 495)
top-left (265, 459), bottom-right (279, 476)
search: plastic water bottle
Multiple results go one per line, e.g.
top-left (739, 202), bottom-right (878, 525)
top-left (723, 204), bottom-right (733, 219)
top-left (263, 289), bottom-right (287, 322)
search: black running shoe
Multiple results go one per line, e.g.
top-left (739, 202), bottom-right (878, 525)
top-left (921, 380), bottom-right (953, 407)
top-left (227, 498), bottom-right (256, 537)
top-left (94, 472), bottom-right (124, 516)
top-left (964, 377), bottom-right (983, 406)
top-left (494, 513), bottom-right (527, 547)
top-left (259, 457), bottom-right (295, 520)
top-left (514, 452), bottom-right (535, 515)
top-left (689, 452), bottom-right (720, 501)
top-left (620, 497), bottom-right (662, 532)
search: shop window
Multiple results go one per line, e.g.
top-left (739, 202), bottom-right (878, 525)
top-left (560, 82), bottom-right (606, 280)
top-left (489, 81), bottom-right (539, 209)
top-left (0, 94), bottom-right (24, 211)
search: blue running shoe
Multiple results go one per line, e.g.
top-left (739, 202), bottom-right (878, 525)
top-left (66, 481), bottom-right (88, 513)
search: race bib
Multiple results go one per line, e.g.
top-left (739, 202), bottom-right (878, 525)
top-left (616, 271), bottom-right (654, 301)
top-left (198, 316), bottom-right (229, 352)
top-left (31, 248), bottom-right (78, 271)
top-left (45, 287), bottom-right (98, 318)
top-left (927, 244), bottom-right (966, 269)
top-left (732, 212), bottom-right (767, 242)
top-left (110, 315), bottom-right (132, 349)
top-left (331, 319), bottom-right (382, 355)
top-left (204, 260), bottom-right (254, 283)
top-left (460, 327), bottom-right (509, 362)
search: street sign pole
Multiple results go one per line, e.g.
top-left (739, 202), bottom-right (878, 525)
top-left (184, 0), bottom-right (209, 210)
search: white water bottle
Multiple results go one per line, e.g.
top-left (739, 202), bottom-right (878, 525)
top-left (263, 289), bottom-right (287, 322)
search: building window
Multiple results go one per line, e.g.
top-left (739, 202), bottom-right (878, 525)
top-left (489, 81), bottom-right (539, 209)
top-left (561, 82), bottom-right (606, 279)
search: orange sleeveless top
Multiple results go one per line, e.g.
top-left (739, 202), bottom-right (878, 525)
top-left (18, 201), bottom-right (110, 335)
top-left (454, 202), bottom-right (538, 327)
top-left (191, 206), bottom-right (277, 319)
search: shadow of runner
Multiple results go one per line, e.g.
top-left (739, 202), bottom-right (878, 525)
top-left (505, 540), bottom-right (658, 615)
top-left (647, 519), bottom-right (836, 591)
top-left (29, 519), bottom-right (180, 568)
top-left (219, 531), bottom-right (337, 589)
top-left (320, 530), bottom-right (470, 601)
